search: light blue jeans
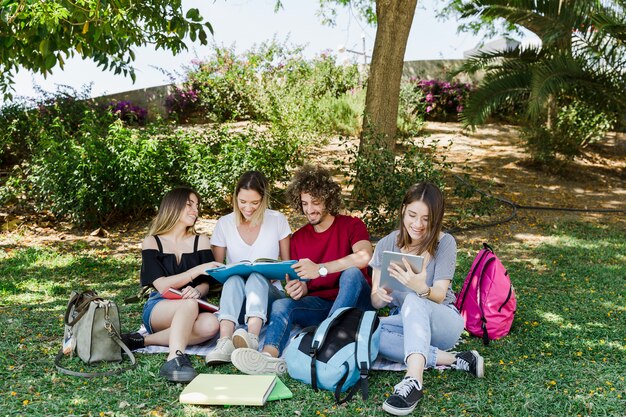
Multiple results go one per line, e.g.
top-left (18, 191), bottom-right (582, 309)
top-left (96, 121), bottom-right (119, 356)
top-left (218, 273), bottom-right (283, 325)
top-left (262, 267), bottom-right (373, 354)
top-left (379, 292), bottom-right (464, 368)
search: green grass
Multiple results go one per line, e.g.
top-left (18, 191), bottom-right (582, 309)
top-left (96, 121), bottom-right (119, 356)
top-left (1, 220), bottom-right (624, 417)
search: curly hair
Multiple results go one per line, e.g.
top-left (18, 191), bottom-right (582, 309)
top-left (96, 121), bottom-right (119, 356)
top-left (286, 165), bottom-right (342, 215)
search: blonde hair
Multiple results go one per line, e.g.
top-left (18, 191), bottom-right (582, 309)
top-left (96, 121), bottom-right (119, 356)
top-left (233, 171), bottom-right (269, 227)
top-left (396, 182), bottom-right (445, 256)
top-left (148, 187), bottom-right (200, 237)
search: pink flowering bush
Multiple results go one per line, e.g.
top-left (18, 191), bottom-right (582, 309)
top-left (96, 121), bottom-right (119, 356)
top-left (165, 88), bottom-right (200, 123)
top-left (107, 100), bottom-right (148, 125)
top-left (402, 78), bottom-right (473, 121)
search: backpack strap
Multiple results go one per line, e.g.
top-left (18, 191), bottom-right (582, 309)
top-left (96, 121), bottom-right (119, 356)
top-left (334, 310), bottom-right (378, 404)
top-left (475, 252), bottom-right (496, 346)
top-left (309, 307), bottom-right (352, 392)
top-left (193, 235), bottom-right (199, 252)
top-left (456, 248), bottom-right (491, 312)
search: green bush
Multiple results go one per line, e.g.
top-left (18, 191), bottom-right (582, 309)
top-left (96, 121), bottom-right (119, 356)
top-left (176, 41), bottom-right (362, 138)
top-left (313, 89), bottom-right (365, 136)
top-left (0, 101), bottom-right (32, 167)
top-left (523, 98), bottom-right (615, 162)
top-left (185, 47), bottom-right (262, 122)
top-left (182, 125), bottom-right (303, 213)
top-left (336, 133), bottom-right (451, 236)
top-left (398, 82), bottom-right (426, 137)
top-left (23, 117), bottom-right (301, 226)
top-left (28, 120), bottom-right (188, 225)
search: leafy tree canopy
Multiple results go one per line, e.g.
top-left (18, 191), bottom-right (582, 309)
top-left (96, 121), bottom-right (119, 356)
top-left (0, 0), bottom-right (212, 99)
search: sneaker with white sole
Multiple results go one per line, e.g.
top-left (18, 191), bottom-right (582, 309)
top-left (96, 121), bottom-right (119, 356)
top-left (231, 348), bottom-right (287, 375)
top-left (232, 328), bottom-right (259, 350)
top-left (454, 350), bottom-right (484, 378)
top-left (205, 337), bottom-right (235, 365)
top-left (382, 376), bottom-right (423, 416)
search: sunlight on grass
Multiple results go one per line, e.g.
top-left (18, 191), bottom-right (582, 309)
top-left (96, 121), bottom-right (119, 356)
top-left (1, 219), bottom-right (624, 416)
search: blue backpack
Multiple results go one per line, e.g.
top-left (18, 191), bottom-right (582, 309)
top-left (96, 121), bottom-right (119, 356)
top-left (284, 307), bottom-right (381, 404)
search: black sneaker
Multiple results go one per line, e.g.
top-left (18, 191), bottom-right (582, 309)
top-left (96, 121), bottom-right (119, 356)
top-left (159, 350), bottom-right (198, 383)
top-left (382, 376), bottom-right (423, 416)
top-left (454, 350), bottom-right (484, 378)
top-left (121, 332), bottom-right (145, 351)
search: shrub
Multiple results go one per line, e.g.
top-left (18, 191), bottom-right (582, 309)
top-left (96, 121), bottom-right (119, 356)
top-left (523, 98), bottom-right (615, 162)
top-left (165, 87), bottom-right (200, 122)
top-left (313, 89), bottom-right (365, 136)
top-left (402, 78), bottom-right (473, 122)
top-left (398, 82), bottom-right (426, 137)
top-left (107, 100), bottom-right (148, 126)
top-left (178, 41), bottom-right (362, 137)
top-left (184, 47), bottom-right (262, 122)
top-left (182, 125), bottom-right (303, 212)
top-left (336, 133), bottom-right (451, 236)
top-left (28, 120), bottom-right (188, 226)
top-left (0, 101), bottom-right (33, 167)
top-left (24, 117), bottom-right (302, 226)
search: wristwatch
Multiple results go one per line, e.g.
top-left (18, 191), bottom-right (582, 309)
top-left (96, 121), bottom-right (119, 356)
top-left (318, 264), bottom-right (328, 277)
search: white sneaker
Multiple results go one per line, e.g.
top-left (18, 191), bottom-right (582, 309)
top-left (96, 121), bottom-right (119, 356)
top-left (231, 348), bottom-right (287, 375)
top-left (232, 328), bottom-right (259, 350)
top-left (205, 337), bottom-right (235, 365)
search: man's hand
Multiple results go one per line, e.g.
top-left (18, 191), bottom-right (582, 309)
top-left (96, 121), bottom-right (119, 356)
top-left (292, 258), bottom-right (322, 280)
top-left (285, 275), bottom-right (308, 300)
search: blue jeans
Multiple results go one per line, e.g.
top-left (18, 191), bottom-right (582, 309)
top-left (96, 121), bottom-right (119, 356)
top-left (218, 273), bottom-right (283, 325)
top-left (263, 267), bottom-right (373, 354)
top-left (142, 292), bottom-right (164, 334)
top-left (379, 293), bottom-right (464, 367)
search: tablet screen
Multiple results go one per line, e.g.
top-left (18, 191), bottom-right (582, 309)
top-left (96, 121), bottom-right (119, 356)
top-left (379, 251), bottom-right (424, 293)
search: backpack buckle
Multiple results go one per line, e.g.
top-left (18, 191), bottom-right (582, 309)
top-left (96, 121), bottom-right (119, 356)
top-left (359, 361), bottom-right (369, 378)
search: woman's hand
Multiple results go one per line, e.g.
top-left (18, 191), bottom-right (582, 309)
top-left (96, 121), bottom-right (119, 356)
top-left (180, 285), bottom-right (202, 299)
top-left (204, 261), bottom-right (224, 270)
top-left (372, 286), bottom-right (393, 307)
top-left (388, 254), bottom-right (431, 294)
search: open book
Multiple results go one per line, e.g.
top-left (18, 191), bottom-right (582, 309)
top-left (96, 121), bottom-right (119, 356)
top-left (206, 259), bottom-right (301, 283)
top-left (162, 288), bottom-right (219, 312)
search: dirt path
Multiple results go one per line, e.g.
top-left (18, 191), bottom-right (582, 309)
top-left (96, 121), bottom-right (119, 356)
top-left (1, 122), bottom-right (624, 253)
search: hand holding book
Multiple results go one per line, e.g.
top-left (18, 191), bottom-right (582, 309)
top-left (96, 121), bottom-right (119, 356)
top-left (162, 288), bottom-right (219, 312)
top-left (206, 259), bottom-right (304, 283)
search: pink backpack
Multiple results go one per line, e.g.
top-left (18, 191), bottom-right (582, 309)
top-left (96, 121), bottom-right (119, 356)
top-left (455, 243), bottom-right (516, 345)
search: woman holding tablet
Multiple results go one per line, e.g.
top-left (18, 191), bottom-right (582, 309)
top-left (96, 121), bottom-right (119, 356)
top-left (370, 182), bottom-right (484, 416)
top-left (205, 171), bottom-right (291, 366)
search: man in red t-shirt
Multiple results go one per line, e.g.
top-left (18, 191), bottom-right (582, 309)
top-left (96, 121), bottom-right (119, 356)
top-left (232, 165), bottom-right (373, 375)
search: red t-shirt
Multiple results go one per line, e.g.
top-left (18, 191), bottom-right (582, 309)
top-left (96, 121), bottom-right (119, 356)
top-left (290, 214), bottom-right (371, 300)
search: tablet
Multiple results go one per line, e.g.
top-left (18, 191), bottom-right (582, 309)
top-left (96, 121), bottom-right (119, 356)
top-left (379, 251), bottom-right (425, 293)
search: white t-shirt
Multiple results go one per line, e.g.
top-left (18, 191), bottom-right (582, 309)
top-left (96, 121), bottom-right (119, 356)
top-left (210, 209), bottom-right (291, 264)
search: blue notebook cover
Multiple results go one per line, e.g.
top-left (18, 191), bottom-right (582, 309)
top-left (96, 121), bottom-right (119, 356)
top-left (206, 259), bottom-right (301, 283)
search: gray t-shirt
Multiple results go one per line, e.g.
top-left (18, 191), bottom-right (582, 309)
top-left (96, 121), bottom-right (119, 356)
top-left (370, 230), bottom-right (457, 306)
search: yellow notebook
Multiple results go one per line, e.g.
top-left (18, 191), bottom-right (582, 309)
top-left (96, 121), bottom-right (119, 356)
top-left (179, 374), bottom-right (277, 406)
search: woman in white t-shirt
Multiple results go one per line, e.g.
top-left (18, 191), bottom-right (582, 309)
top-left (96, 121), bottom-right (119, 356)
top-left (205, 171), bottom-right (291, 365)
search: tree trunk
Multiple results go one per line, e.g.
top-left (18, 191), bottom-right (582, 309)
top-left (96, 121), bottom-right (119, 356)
top-left (360, 0), bottom-right (418, 152)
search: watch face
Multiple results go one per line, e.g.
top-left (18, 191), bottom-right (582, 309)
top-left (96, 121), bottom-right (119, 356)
top-left (319, 266), bottom-right (328, 277)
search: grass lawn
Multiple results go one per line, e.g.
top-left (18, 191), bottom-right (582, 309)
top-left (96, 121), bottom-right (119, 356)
top-left (1, 219), bottom-right (624, 417)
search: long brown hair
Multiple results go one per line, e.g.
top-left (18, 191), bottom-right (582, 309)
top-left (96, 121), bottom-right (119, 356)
top-left (396, 182), bottom-right (444, 256)
top-left (233, 171), bottom-right (269, 227)
top-left (147, 186), bottom-right (200, 236)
